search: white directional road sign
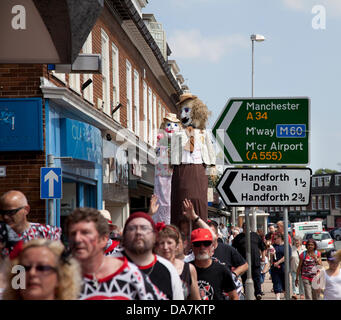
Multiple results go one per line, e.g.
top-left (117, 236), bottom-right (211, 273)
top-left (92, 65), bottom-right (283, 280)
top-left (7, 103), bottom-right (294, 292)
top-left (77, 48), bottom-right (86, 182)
top-left (216, 168), bottom-right (312, 206)
top-left (40, 167), bottom-right (62, 199)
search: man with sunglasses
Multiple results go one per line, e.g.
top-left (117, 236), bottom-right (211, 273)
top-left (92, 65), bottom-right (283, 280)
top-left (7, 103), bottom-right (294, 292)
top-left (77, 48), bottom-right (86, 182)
top-left (191, 228), bottom-right (239, 300)
top-left (112, 211), bottom-right (184, 300)
top-left (0, 190), bottom-right (61, 245)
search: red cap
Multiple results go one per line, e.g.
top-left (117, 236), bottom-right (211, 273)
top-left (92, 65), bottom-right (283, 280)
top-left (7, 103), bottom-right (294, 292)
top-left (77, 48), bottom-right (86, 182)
top-left (123, 211), bottom-right (156, 234)
top-left (191, 228), bottom-right (213, 243)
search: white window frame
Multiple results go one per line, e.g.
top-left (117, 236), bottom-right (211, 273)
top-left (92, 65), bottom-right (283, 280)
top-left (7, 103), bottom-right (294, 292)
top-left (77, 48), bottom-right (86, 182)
top-left (153, 94), bottom-right (157, 146)
top-left (69, 72), bottom-right (80, 94)
top-left (82, 32), bottom-right (93, 104)
top-left (318, 177), bottom-right (323, 187)
top-left (324, 195), bottom-right (330, 209)
top-left (324, 176), bottom-right (331, 187)
top-left (133, 70), bottom-right (140, 135)
top-left (158, 102), bottom-right (162, 129)
top-left (312, 177), bottom-right (316, 187)
top-left (335, 195), bottom-right (340, 209)
top-left (112, 42), bottom-right (120, 122)
top-left (302, 206), bottom-right (307, 211)
top-left (312, 196), bottom-right (317, 210)
top-left (148, 87), bottom-right (152, 145)
top-left (126, 60), bottom-right (133, 131)
top-left (335, 175), bottom-right (341, 186)
top-left (101, 29), bottom-right (110, 115)
top-left (143, 82), bottom-right (148, 143)
top-left (318, 196), bottom-right (323, 209)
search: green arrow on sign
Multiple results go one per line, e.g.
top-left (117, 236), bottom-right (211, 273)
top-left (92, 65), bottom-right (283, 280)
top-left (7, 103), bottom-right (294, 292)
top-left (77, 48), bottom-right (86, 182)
top-left (212, 97), bottom-right (310, 165)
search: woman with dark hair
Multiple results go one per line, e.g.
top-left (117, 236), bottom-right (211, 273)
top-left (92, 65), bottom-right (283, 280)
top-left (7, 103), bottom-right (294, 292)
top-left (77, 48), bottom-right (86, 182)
top-left (296, 238), bottom-right (322, 300)
top-left (270, 232), bottom-right (292, 300)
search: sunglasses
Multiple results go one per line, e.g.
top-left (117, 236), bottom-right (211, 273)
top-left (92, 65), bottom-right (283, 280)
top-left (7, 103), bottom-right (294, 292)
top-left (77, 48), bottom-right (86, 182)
top-left (193, 241), bottom-right (212, 247)
top-left (22, 264), bottom-right (57, 273)
top-left (0, 206), bottom-right (24, 216)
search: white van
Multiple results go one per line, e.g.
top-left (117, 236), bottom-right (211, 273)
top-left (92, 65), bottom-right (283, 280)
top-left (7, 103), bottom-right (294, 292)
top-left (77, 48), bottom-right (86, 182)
top-left (292, 221), bottom-right (323, 239)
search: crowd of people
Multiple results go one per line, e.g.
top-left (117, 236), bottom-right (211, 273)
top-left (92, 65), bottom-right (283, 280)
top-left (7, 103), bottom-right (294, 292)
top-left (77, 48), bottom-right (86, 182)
top-left (1, 189), bottom-right (341, 300)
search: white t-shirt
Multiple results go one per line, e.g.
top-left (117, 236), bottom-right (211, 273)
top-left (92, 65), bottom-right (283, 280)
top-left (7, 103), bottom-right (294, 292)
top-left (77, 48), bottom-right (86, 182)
top-left (321, 269), bottom-right (341, 300)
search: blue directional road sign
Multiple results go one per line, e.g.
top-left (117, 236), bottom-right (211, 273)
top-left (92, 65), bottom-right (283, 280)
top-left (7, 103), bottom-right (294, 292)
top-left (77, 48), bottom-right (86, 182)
top-left (40, 168), bottom-right (62, 199)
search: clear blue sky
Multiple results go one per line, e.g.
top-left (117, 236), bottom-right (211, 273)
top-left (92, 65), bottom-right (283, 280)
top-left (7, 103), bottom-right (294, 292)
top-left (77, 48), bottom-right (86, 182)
top-left (145, 0), bottom-right (341, 173)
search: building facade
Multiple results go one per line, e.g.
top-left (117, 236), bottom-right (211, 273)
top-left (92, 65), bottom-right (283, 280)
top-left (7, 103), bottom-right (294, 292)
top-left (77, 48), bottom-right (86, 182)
top-left (0, 0), bottom-right (184, 230)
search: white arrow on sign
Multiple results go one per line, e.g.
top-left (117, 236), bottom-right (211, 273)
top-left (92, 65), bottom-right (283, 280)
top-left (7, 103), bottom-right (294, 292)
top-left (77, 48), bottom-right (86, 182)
top-left (216, 101), bottom-right (243, 162)
top-left (44, 170), bottom-right (59, 197)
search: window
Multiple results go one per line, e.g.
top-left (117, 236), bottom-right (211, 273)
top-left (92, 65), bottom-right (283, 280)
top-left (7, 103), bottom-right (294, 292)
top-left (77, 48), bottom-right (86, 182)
top-left (335, 195), bottom-right (340, 209)
top-left (101, 29), bottom-right (110, 115)
top-left (69, 72), bottom-right (80, 94)
top-left (324, 196), bottom-right (330, 209)
top-left (134, 70), bottom-right (140, 135)
top-left (269, 207), bottom-right (274, 212)
top-left (126, 60), bottom-right (132, 131)
top-left (296, 207), bottom-right (300, 211)
top-left (158, 102), bottom-right (162, 129)
top-left (112, 42), bottom-right (120, 122)
top-left (275, 207), bottom-right (279, 212)
top-left (318, 177), bottom-right (323, 187)
top-left (290, 207), bottom-right (294, 211)
top-left (148, 88), bottom-right (152, 145)
top-left (335, 175), bottom-right (341, 186)
top-left (153, 94), bottom-right (157, 146)
top-left (302, 206), bottom-right (306, 211)
top-left (324, 176), bottom-right (331, 186)
top-left (318, 196), bottom-right (323, 209)
top-left (312, 177), bottom-right (316, 187)
top-left (143, 82), bottom-right (148, 143)
top-left (82, 32), bottom-right (93, 104)
top-left (311, 196), bottom-right (316, 210)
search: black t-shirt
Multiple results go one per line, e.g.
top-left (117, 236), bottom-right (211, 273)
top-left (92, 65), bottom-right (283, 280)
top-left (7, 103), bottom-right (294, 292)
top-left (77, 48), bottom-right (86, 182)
top-left (192, 260), bottom-right (236, 300)
top-left (232, 232), bottom-right (265, 268)
top-left (213, 242), bottom-right (246, 271)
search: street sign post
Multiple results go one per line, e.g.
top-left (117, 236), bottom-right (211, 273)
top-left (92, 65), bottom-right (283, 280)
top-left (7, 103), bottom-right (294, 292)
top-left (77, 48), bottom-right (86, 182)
top-left (216, 168), bottom-right (311, 206)
top-left (212, 97), bottom-right (310, 165)
top-left (40, 167), bottom-right (62, 199)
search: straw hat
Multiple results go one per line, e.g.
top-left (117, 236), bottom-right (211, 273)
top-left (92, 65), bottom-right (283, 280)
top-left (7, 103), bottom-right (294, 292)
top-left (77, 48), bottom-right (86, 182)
top-left (99, 209), bottom-right (114, 226)
top-left (163, 112), bottom-right (180, 123)
top-left (176, 93), bottom-right (197, 106)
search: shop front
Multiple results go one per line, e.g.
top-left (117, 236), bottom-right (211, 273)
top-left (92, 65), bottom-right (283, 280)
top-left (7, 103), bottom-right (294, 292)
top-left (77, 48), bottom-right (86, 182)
top-left (46, 100), bottom-right (102, 229)
top-left (102, 138), bottom-right (130, 229)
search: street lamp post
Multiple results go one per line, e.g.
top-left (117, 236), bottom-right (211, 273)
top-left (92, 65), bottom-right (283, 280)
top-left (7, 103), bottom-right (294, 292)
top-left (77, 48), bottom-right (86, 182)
top-left (244, 34), bottom-right (265, 301)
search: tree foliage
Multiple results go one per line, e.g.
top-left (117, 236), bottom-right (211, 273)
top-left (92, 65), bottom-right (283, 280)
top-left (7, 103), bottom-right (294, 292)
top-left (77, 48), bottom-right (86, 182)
top-left (314, 168), bottom-right (338, 174)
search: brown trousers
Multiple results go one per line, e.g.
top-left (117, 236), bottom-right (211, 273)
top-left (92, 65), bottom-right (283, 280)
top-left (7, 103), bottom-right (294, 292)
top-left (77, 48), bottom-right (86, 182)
top-left (171, 164), bottom-right (208, 227)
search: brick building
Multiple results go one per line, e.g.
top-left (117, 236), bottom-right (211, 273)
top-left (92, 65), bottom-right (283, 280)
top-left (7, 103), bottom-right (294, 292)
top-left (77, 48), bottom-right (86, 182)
top-left (0, 0), bottom-right (185, 230)
top-left (260, 172), bottom-right (341, 229)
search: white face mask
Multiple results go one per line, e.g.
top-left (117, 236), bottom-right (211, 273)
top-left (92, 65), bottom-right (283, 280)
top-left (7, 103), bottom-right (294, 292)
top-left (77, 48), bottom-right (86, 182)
top-left (165, 121), bottom-right (180, 133)
top-left (180, 105), bottom-right (192, 127)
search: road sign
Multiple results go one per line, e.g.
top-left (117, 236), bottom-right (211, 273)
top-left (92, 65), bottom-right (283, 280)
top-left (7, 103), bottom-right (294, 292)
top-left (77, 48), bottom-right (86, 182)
top-left (216, 168), bottom-right (312, 206)
top-left (212, 97), bottom-right (310, 165)
top-left (40, 167), bottom-right (62, 199)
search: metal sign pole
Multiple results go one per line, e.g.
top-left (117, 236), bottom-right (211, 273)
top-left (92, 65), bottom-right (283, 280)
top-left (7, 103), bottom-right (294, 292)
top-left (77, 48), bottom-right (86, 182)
top-left (245, 207), bottom-right (254, 300)
top-left (283, 207), bottom-right (290, 300)
top-left (47, 154), bottom-right (55, 226)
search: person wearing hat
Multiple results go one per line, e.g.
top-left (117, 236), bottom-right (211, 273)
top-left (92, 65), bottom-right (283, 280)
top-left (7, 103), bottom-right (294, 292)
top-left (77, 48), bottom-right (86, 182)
top-left (111, 211), bottom-right (184, 300)
top-left (190, 228), bottom-right (238, 300)
top-left (153, 113), bottom-right (181, 225)
top-left (170, 93), bottom-right (216, 227)
top-left (316, 249), bottom-right (341, 300)
top-left (99, 210), bottom-right (121, 255)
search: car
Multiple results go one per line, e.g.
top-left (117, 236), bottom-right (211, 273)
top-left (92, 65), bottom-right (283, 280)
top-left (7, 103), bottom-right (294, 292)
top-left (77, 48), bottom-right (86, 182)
top-left (302, 231), bottom-right (335, 256)
top-left (330, 227), bottom-right (341, 241)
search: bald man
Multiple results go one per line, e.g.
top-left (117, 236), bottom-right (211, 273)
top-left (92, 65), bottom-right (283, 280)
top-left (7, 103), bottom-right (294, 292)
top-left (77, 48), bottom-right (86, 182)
top-left (0, 190), bottom-right (61, 243)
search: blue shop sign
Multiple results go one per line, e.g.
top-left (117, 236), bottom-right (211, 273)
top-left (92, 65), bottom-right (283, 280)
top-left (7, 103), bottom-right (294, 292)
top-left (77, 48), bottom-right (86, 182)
top-left (0, 98), bottom-right (43, 151)
top-left (60, 118), bottom-right (102, 165)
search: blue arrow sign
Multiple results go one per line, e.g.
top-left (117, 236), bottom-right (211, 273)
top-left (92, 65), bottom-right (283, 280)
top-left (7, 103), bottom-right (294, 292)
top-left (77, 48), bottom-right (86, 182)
top-left (40, 167), bottom-right (62, 199)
